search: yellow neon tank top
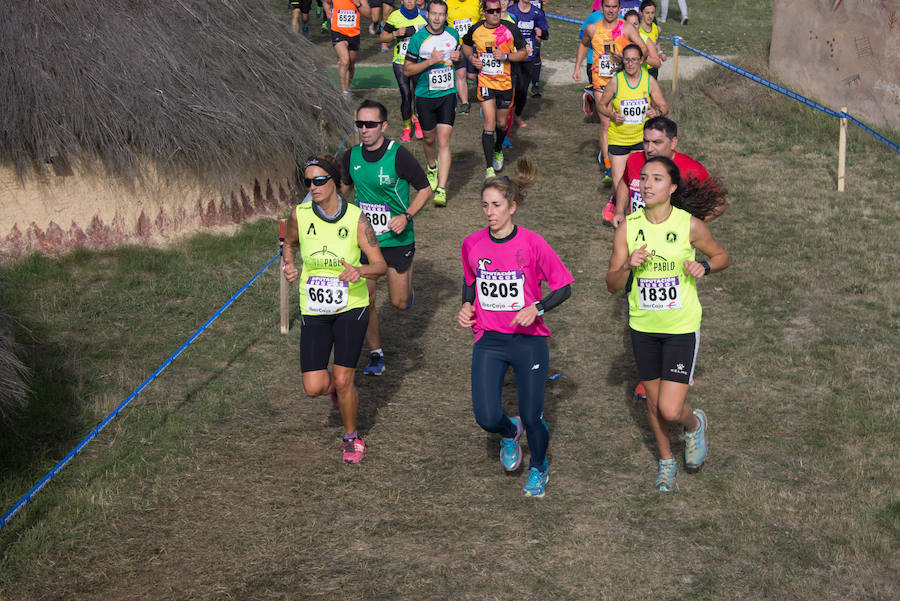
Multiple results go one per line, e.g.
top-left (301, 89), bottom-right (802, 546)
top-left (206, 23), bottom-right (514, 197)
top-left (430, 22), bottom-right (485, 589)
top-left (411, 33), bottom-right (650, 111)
top-left (608, 68), bottom-right (652, 146)
top-left (626, 206), bottom-right (701, 334)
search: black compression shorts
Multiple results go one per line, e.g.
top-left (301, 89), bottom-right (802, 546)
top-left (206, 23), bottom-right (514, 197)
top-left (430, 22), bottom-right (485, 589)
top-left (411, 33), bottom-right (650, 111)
top-left (416, 94), bottom-right (457, 130)
top-left (630, 328), bottom-right (699, 385)
top-left (300, 307), bottom-right (370, 372)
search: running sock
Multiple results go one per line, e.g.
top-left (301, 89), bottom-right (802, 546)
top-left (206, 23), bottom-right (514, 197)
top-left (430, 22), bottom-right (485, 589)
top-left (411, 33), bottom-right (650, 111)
top-left (482, 131), bottom-right (495, 167)
top-left (343, 431), bottom-right (358, 441)
top-left (403, 119), bottom-right (412, 130)
top-left (494, 127), bottom-right (505, 152)
top-left (371, 348), bottom-right (383, 357)
top-left (603, 156), bottom-right (611, 170)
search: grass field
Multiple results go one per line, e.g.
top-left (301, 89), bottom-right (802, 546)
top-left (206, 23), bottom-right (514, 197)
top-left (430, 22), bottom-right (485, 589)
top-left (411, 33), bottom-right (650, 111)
top-left (2, 2), bottom-right (899, 600)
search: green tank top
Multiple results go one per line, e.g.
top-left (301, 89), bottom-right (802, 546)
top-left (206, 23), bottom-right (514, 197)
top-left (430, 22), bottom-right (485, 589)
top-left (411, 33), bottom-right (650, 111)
top-left (296, 201), bottom-right (369, 315)
top-left (626, 206), bottom-right (702, 334)
top-left (350, 141), bottom-right (414, 248)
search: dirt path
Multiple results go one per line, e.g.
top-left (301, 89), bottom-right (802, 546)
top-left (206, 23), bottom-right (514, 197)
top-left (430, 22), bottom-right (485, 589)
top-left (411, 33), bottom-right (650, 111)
top-left (539, 55), bottom-right (737, 85)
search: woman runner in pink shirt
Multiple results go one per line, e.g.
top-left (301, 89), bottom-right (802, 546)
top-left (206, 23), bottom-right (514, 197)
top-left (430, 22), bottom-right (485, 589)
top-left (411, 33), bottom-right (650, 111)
top-left (457, 157), bottom-right (573, 497)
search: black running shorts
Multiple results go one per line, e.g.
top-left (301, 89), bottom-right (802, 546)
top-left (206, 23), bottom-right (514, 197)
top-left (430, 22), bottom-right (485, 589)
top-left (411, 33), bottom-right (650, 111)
top-left (361, 242), bottom-right (415, 273)
top-left (300, 307), bottom-right (369, 372)
top-left (416, 94), bottom-right (457, 130)
top-left (477, 86), bottom-right (514, 109)
top-left (630, 328), bottom-right (699, 385)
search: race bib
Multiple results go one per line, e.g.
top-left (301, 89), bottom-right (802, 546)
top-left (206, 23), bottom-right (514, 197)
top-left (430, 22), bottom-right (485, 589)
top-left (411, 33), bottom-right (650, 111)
top-left (398, 38), bottom-right (411, 56)
top-left (336, 9), bottom-right (357, 28)
top-left (598, 54), bottom-right (615, 77)
top-left (517, 21), bottom-right (534, 32)
top-left (429, 66), bottom-right (454, 91)
top-left (636, 276), bottom-right (682, 311)
top-left (453, 18), bottom-right (472, 36)
top-left (480, 52), bottom-right (504, 76)
top-left (629, 178), bottom-right (644, 214)
top-left (306, 276), bottom-right (349, 314)
top-left (477, 269), bottom-right (525, 311)
top-left (620, 97), bottom-right (649, 124)
top-left (359, 201), bottom-right (390, 235)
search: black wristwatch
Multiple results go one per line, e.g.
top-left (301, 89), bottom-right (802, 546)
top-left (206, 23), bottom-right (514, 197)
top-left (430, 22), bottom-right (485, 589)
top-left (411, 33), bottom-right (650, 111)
top-left (403, 211), bottom-right (413, 222)
top-left (534, 301), bottom-right (545, 316)
top-left (701, 261), bottom-right (711, 276)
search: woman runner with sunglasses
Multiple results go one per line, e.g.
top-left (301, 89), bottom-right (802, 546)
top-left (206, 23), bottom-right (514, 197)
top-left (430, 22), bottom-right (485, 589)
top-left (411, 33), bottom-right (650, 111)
top-left (605, 156), bottom-right (729, 491)
top-left (282, 155), bottom-right (387, 464)
top-left (458, 158), bottom-right (574, 497)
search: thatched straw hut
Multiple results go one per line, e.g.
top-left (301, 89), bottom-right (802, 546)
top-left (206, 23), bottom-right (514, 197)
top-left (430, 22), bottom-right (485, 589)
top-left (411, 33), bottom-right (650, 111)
top-left (1, 0), bottom-right (352, 258)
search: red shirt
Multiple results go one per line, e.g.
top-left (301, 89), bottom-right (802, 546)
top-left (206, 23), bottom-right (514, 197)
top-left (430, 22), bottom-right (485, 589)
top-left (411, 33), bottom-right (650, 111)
top-left (623, 151), bottom-right (710, 215)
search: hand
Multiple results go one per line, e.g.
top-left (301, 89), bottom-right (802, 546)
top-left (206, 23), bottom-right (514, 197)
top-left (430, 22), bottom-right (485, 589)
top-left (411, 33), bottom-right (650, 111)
top-left (450, 47), bottom-right (460, 62)
top-left (613, 111), bottom-right (626, 124)
top-left (338, 259), bottom-right (363, 282)
top-left (629, 243), bottom-right (650, 268)
top-left (660, 52), bottom-right (667, 62)
top-left (282, 261), bottom-right (299, 284)
top-left (388, 215), bottom-right (408, 234)
top-left (430, 48), bottom-right (446, 63)
top-left (398, 27), bottom-right (408, 37)
top-left (509, 303), bottom-right (540, 328)
top-left (683, 260), bottom-right (707, 278)
top-left (525, 43), bottom-right (533, 56)
top-left (535, 28), bottom-right (542, 39)
top-left (457, 302), bottom-right (476, 328)
top-left (572, 68), bottom-right (581, 82)
top-left (492, 47), bottom-right (504, 60)
top-left (647, 107), bottom-right (660, 119)
top-left (472, 54), bottom-right (483, 70)
top-left (612, 213), bottom-right (626, 229)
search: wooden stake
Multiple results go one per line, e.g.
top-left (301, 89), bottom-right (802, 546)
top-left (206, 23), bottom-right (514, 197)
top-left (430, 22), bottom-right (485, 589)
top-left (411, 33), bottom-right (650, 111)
top-left (672, 43), bottom-right (680, 94)
top-left (837, 107), bottom-right (847, 193)
top-left (279, 219), bottom-right (290, 334)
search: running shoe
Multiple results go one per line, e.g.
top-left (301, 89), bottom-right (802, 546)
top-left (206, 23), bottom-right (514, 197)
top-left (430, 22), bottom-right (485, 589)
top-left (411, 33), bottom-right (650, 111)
top-left (342, 437), bottom-right (367, 464)
top-left (684, 409), bottom-right (708, 473)
top-left (655, 458), bottom-right (677, 492)
top-left (531, 84), bottom-right (542, 98)
top-left (433, 187), bottom-right (447, 207)
top-left (634, 382), bottom-right (647, 400)
top-left (583, 90), bottom-right (595, 116)
top-left (413, 119), bottom-right (423, 139)
top-left (400, 128), bottom-right (412, 142)
top-left (302, 24), bottom-right (310, 37)
top-left (426, 163), bottom-right (439, 190)
top-left (492, 151), bottom-right (504, 171)
top-left (380, 43), bottom-right (390, 53)
top-left (681, 18), bottom-right (688, 26)
top-left (458, 103), bottom-right (470, 115)
top-left (322, 21), bottom-right (329, 33)
top-left (522, 467), bottom-right (549, 498)
top-left (330, 389), bottom-right (339, 408)
top-left (368, 22), bottom-right (377, 35)
top-left (485, 166), bottom-right (496, 179)
top-left (502, 136), bottom-right (512, 149)
top-left (406, 289), bottom-right (415, 309)
top-left (602, 197), bottom-right (616, 222)
top-left (500, 416), bottom-right (523, 471)
top-left (316, 5), bottom-right (322, 17)
top-left (602, 166), bottom-right (612, 185)
top-left (363, 352), bottom-right (385, 376)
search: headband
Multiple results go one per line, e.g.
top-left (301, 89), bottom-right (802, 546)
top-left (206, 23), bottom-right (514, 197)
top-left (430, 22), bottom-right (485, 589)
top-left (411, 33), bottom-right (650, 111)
top-left (303, 156), bottom-right (341, 184)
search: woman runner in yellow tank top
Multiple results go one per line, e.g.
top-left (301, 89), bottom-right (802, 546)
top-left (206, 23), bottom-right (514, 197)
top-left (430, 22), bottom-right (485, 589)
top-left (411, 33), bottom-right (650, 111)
top-left (606, 156), bottom-right (729, 492)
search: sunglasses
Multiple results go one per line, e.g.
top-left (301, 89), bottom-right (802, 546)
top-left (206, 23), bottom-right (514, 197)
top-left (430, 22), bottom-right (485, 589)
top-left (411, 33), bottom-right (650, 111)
top-left (354, 120), bottom-right (385, 129)
top-left (484, 7), bottom-right (502, 14)
top-left (303, 175), bottom-right (332, 187)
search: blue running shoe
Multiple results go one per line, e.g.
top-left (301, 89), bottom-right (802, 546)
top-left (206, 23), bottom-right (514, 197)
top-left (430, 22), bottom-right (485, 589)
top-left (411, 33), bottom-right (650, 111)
top-left (362, 352), bottom-right (385, 376)
top-left (502, 136), bottom-right (512, 149)
top-left (522, 467), bottom-right (548, 497)
top-left (406, 289), bottom-right (415, 309)
top-left (655, 458), bottom-right (677, 492)
top-left (684, 409), bottom-right (708, 473)
top-left (500, 416), bottom-right (523, 471)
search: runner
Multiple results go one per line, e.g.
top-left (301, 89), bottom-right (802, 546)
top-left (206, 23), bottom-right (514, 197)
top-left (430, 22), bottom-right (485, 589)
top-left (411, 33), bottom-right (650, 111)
top-left (638, 0), bottom-right (666, 79)
top-left (447, 0), bottom-right (483, 115)
top-left (605, 156), bottom-right (729, 491)
top-left (461, 0), bottom-right (527, 178)
top-left (369, 0), bottom-right (395, 51)
top-left (578, 6), bottom-right (605, 120)
top-left (573, 0), bottom-right (647, 184)
top-left (624, 9), bottom-right (661, 72)
top-left (291, 0), bottom-right (314, 36)
top-left (508, 0), bottom-right (549, 125)
top-left (458, 157), bottom-right (573, 498)
top-left (323, 0), bottom-right (373, 97)
top-left (340, 100), bottom-right (432, 376)
top-left (281, 155), bottom-right (387, 464)
top-left (404, 0), bottom-right (462, 207)
top-left (596, 43), bottom-right (667, 196)
top-left (613, 117), bottom-right (727, 228)
top-left (381, 0), bottom-right (428, 141)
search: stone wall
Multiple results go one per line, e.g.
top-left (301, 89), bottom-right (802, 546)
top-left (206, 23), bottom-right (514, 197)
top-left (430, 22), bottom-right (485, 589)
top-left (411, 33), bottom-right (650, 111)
top-left (0, 162), bottom-right (299, 259)
top-left (770, 0), bottom-right (900, 131)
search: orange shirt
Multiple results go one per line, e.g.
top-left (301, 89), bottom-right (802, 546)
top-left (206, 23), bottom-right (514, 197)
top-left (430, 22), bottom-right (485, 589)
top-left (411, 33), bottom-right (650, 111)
top-left (331, 0), bottom-right (361, 37)
top-left (591, 18), bottom-right (629, 89)
top-left (462, 20), bottom-right (526, 91)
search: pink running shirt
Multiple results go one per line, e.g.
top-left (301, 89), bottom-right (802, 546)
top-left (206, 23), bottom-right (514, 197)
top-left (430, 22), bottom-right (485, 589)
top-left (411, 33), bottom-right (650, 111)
top-left (461, 226), bottom-right (574, 341)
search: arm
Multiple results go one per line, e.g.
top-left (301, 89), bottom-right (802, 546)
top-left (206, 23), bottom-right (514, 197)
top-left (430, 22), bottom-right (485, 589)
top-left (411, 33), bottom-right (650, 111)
top-left (647, 76), bottom-right (668, 118)
top-left (643, 37), bottom-right (661, 68)
top-left (355, 0), bottom-right (372, 20)
top-left (606, 223), bottom-right (649, 293)
top-left (613, 177), bottom-right (630, 228)
top-left (509, 283), bottom-right (572, 327)
top-left (339, 151), bottom-right (353, 197)
top-left (457, 280), bottom-right (476, 328)
top-left (344, 213), bottom-right (387, 281)
top-left (322, 0), bottom-right (333, 21)
top-left (596, 78), bottom-right (619, 121)
top-left (498, 24), bottom-right (528, 62)
top-left (625, 25), bottom-right (648, 58)
top-left (389, 185), bottom-right (431, 234)
top-left (281, 209), bottom-right (301, 284)
top-left (573, 23), bottom-right (594, 80)
top-left (685, 217), bottom-right (730, 278)
top-left (403, 47), bottom-right (447, 77)
top-left (380, 23), bottom-right (405, 44)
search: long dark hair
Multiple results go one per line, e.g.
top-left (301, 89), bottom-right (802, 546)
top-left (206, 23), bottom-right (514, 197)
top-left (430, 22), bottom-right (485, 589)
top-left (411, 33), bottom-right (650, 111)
top-left (644, 156), bottom-right (727, 220)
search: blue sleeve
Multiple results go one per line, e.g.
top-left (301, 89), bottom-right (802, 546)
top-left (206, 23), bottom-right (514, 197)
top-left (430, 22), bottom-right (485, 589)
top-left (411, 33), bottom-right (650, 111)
top-left (536, 10), bottom-right (549, 32)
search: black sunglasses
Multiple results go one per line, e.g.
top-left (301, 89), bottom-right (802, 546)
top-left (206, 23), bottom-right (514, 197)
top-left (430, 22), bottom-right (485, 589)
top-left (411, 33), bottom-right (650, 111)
top-left (484, 7), bottom-right (501, 14)
top-left (355, 120), bottom-right (385, 129)
top-left (303, 175), bottom-right (333, 187)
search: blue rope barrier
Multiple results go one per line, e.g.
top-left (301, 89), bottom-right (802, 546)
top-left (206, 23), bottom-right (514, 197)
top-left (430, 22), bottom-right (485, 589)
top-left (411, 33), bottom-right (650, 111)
top-left (0, 251), bottom-right (283, 532)
top-left (544, 11), bottom-right (583, 26)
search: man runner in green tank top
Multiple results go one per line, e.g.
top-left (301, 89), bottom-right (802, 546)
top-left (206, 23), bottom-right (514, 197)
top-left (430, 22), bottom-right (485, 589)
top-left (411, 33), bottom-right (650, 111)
top-left (341, 99), bottom-right (433, 376)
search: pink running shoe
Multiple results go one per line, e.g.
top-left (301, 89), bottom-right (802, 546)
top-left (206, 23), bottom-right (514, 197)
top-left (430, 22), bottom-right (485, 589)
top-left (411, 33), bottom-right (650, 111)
top-left (634, 382), bottom-right (647, 400)
top-left (602, 197), bottom-right (616, 222)
top-left (583, 89), bottom-right (595, 116)
top-left (400, 128), bottom-right (412, 142)
top-left (342, 437), bottom-right (366, 464)
top-left (413, 119), bottom-right (423, 139)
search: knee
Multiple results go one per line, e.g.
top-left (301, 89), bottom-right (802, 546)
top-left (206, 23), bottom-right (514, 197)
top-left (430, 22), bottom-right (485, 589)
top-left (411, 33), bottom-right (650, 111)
top-left (658, 402), bottom-right (683, 423)
top-left (390, 292), bottom-right (410, 310)
top-left (333, 371), bottom-right (355, 394)
top-left (473, 407), bottom-right (504, 432)
top-left (337, 56), bottom-right (349, 68)
top-left (303, 378), bottom-right (330, 398)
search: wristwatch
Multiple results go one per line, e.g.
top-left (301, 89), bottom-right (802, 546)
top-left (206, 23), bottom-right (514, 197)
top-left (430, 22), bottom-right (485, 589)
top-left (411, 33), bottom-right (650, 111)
top-left (701, 261), bottom-right (711, 276)
top-left (534, 301), bottom-right (545, 316)
top-left (403, 211), bottom-right (413, 222)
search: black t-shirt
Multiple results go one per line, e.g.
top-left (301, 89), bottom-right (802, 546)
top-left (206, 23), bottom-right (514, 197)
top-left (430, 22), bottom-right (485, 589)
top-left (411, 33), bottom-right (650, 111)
top-left (340, 140), bottom-right (430, 191)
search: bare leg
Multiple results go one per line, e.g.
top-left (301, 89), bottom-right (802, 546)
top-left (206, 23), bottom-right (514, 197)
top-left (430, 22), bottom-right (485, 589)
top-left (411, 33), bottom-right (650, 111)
top-left (435, 124), bottom-right (453, 188)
